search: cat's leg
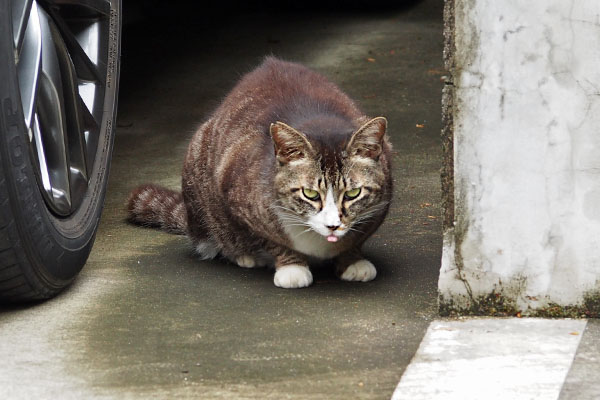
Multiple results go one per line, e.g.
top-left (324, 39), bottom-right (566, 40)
top-left (272, 251), bottom-right (312, 289)
top-left (335, 249), bottom-right (377, 282)
top-left (183, 196), bottom-right (221, 260)
top-left (193, 239), bottom-right (221, 260)
top-left (235, 252), bottom-right (271, 268)
top-left (223, 237), bottom-right (273, 268)
top-left (235, 255), bottom-right (258, 268)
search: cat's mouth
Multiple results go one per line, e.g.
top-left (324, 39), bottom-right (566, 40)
top-left (304, 214), bottom-right (348, 243)
top-left (322, 227), bottom-right (347, 243)
top-left (303, 223), bottom-right (347, 243)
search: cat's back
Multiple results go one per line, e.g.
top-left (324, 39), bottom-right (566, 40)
top-left (216, 57), bottom-right (365, 132)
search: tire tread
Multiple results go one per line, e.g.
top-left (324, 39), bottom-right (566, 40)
top-left (0, 272), bottom-right (26, 286)
top-left (0, 263), bottom-right (21, 281)
top-left (0, 174), bottom-right (38, 302)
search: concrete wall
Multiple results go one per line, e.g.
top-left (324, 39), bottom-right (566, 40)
top-left (440, 0), bottom-right (600, 315)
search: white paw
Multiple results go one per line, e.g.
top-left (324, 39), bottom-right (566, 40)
top-left (274, 265), bottom-right (313, 289)
top-left (340, 259), bottom-right (377, 282)
top-left (236, 255), bottom-right (257, 268)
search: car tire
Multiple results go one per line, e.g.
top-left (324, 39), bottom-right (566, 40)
top-left (0, 0), bottom-right (121, 302)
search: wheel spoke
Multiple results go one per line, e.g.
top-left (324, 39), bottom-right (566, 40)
top-left (51, 0), bottom-right (111, 16)
top-left (31, 114), bottom-right (53, 200)
top-left (78, 92), bottom-right (100, 170)
top-left (11, 0), bottom-right (34, 54)
top-left (52, 20), bottom-right (90, 207)
top-left (36, 83), bottom-right (72, 215)
top-left (52, 19), bottom-right (89, 177)
top-left (43, 6), bottom-right (105, 85)
top-left (36, 8), bottom-right (72, 215)
top-left (15, 0), bottom-right (41, 132)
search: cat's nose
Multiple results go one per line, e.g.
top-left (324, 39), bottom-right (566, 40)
top-left (326, 224), bottom-right (341, 231)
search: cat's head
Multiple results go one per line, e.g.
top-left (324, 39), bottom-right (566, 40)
top-left (270, 117), bottom-right (390, 243)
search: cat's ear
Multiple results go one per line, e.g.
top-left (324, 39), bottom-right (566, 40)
top-left (346, 117), bottom-right (387, 160)
top-left (270, 122), bottom-right (313, 165)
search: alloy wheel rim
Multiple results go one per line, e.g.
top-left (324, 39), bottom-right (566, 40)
top-left (11, 0), bottom-right (111, 216)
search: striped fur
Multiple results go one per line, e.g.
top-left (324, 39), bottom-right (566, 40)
top-left (127, 57), bottom-right (393, 288)
top-left (127, 184), bottom-right (187, 235)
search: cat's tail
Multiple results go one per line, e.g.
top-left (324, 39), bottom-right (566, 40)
top-left (127, 184), bottom-right (187, 235)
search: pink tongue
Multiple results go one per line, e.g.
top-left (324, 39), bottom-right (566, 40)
top-left (327, 234), bottom-right (339, 243)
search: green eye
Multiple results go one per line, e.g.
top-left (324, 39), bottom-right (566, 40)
top-left (344, 188), bottom-right (361, 200)
top-left (302, 188), bottom-right (320, 200)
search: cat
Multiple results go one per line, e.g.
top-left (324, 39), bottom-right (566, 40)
top-left (127, 56), bottom-right (393, 289)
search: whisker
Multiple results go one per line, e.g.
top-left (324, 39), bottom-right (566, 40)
top-left (270, 205), bottom-right (298, 214)
top-left (277, 216), bottom-right (307, 224)
top-left (346, 226), bottom-right (365, 234)
top-left (282, 223), bottom-right (311, 228)
top-left (352, 202), bottom-right (389, 225)
top-left (294, 227), bottom-right (313, 239)
top-left (354, 213), bottom-right (379, 224)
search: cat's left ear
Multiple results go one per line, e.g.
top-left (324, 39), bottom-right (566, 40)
top-left (270, 121), bottom-right (314, 165)
top-left (346, 117), bottom-right (387, 160)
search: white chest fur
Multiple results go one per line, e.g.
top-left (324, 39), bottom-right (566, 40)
top-left (282, 224), bottom-right (344, 259)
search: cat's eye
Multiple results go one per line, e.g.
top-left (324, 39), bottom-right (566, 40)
top-left (302, 188), bottom-right (320, 200)
top-left (344, 188), bottom-right (361, 200)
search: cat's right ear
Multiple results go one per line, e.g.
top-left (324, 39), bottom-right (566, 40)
top-left (270, 122), bottom-right (313, 165)
top-left (346, 117), bottom-right (387, 161)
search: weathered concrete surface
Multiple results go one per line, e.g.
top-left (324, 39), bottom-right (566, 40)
top-left (560, 320), bottom-right (600, 400)
top-left (0, 1), bottom-right (444, 398)
top-left (392, 318), bottom-right (587, 400)
top-left (440, 0), bottom-right (600, 314)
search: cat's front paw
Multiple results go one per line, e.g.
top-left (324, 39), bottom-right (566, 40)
top-left (274, 265), bottom-right (313, 289)
top-left (340, 259), bottom-right (377, 282)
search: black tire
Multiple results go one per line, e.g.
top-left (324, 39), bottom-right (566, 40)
top-left (0, 0), bottom-right (121, 302)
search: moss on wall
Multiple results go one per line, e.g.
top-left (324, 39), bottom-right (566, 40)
top-left (440, 288), bottom-right (600, 318)
top-left (439, 291), bottom-right (519, 317)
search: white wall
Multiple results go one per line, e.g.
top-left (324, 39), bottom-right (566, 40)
top-left (440, 0), bottom-right (600, 313)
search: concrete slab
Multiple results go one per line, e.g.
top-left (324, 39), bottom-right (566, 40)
top-left (0, 1), bottom-right (444, 398)
top-left (560, 320), bottom-right (600, 400)
top-left (392, 318), bottom-right (587, 400)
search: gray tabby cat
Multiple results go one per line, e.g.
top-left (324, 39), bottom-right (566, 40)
top-left (127, 57), bottom-right (392, 288)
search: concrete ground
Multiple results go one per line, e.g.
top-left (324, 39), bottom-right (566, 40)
top-left (0, 1), bottom-right (445, 398)
top-left (560, 320), bottom-right (600, 400)
top-left (392, 318), bottom-right (598, 400)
